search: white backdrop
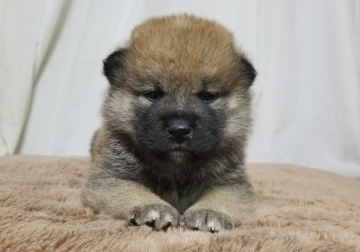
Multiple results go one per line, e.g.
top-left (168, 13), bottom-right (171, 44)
top-left (1, 0), bottom-right (359, 176)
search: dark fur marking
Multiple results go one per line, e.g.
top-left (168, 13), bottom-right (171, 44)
top-left (103, 49), bottom-right (127, 85)
top-left (241, 57), bottom-right (257, 85)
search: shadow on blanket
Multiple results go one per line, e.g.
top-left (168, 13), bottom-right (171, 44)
top-left (0, 156), bottom-right (359, 252)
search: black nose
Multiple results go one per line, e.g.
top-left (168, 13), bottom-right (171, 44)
top-left (166, 118), bottom-right (192, 143)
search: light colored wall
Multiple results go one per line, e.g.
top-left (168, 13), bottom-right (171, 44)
top-left (1, 0), bottom-right (359, 176)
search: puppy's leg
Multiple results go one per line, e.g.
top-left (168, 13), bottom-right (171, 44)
top-left (182, 184), bottom-right (254, 232)
top-left (82, 171), bottom-right (180, 230)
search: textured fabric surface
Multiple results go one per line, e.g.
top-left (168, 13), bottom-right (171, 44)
top-left (0, 156), bottom-right (359, 252)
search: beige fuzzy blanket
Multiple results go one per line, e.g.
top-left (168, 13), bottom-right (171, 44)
top-left (0, 156), bottom-right (359, 252)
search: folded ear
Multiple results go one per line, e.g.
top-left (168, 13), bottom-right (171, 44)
top-left (240, 57), bottom-right (257, 87)
top-left (103, 49), bottom-right (127, 85)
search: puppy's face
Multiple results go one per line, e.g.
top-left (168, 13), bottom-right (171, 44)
top-left (103, 16), bottom-right (256, 164)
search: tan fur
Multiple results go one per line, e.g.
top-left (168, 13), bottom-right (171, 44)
top-left (123, 14), bottom-right (250, 93)
top-left (185, 185), bottom-right (255, 224)
top-left (82, 176), bottom-right (173, 219)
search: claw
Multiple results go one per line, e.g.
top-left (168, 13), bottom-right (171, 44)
top-left (162, 221), bottom-right (172, 232)
top-left (130, 215), bottom-right (139, 226)
top-left (191, 225), bottom-right (199, 231)
top-left (209, 227), bottom-right (218, 233)
top-left (145, 219), bottom-right (156, 227)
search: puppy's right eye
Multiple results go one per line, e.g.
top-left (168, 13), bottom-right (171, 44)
top-left (197, 91), bottom-right (218, 103)
top-left (143, 90), bottom-right (164, 100)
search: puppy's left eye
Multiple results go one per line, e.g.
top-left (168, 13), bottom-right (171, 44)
top-left (197, 91), bottom-right (218, 102)
top-left (143, 90), bottom-right (164, 100)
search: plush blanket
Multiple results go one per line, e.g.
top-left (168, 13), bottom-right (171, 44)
top-left (0, 156), bottom-right (359, 252)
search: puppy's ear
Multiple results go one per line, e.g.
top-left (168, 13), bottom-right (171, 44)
top-left (103, 49), bottom-right (127, 85)
top-left (239, 57), bottom-right (257, 87)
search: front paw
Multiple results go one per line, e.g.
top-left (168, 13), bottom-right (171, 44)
top-left (182, 209), bottom-right (234, 233)
top-left (128, 204), bottom-right (180, 231)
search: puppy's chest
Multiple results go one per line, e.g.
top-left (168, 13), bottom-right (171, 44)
top-left (150, 177), bottom-right (206, 214)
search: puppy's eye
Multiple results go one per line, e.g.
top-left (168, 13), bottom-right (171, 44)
top-left (197, 91), bottom-right (218, 102)
top-left (143, 90), bottom-right (164, 100)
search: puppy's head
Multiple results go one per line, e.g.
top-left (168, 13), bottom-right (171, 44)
top-left (103, 15), bottom-right (256, 164)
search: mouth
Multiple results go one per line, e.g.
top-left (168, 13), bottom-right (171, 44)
top-left (168, 148), bottom-right (188, 164)
top-left (163, 144), bottom-right (190, 162)
top-left (170, 145), bottom-right (187, 152)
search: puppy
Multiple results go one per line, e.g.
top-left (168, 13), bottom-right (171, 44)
top-left (82, 14), bottom-right (256, 232)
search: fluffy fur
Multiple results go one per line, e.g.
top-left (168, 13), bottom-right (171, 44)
top-left (82, 14), bottom-right (256, 232)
